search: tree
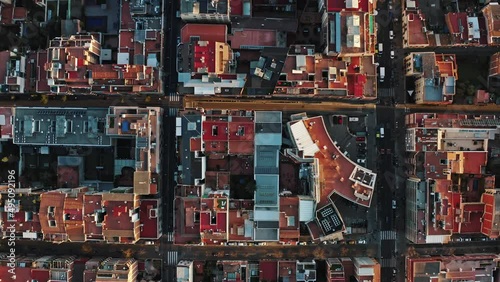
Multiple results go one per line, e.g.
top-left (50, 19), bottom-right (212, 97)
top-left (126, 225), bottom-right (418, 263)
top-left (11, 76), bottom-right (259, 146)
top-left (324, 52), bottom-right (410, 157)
top-left (407, 246), bottom-right (419, 258)
top-left (61, 95), bottom-right (67, 102)
top-left (41, 94), bottom-right (48, 105)
top-left (340, 246), bottom-right (349, 257)
top-left (466, 83), bottom-right (476, 96)
top-left (81, 244), bottom-right (93, 254)
top-left (313, 247), bottom-right (325, 259)
top-left (122, 248), bottom-right (134, 258)
top-left (145, 95), bottom-right (151, 103)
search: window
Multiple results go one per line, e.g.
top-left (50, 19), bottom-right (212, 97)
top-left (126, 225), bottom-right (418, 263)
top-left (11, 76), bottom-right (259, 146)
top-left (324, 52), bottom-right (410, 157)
top-left (48, 220), bottom-right (57, 227)
top-left (212, 125), bottom-right (218, 136)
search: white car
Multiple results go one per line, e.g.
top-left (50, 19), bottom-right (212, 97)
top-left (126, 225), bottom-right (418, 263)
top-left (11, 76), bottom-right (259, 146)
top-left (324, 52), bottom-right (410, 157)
top-left (390, 50), bottom-right (395, 59)
top-left (389, 30), bottom-right (394, 40)
top-left (392, 200), bottom-right (396, 209)
top-left (357, 159), bottom-right (366, 164)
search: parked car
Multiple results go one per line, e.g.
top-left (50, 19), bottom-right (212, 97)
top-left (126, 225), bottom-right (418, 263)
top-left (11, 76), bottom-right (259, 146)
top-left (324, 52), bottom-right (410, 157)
top-left (357, 159), bottom-right (366, 164)
top-left (358, 143), bottom-right (366, 148)
top-left (356, 137), bottom-right (366, 142)
top-left (389, 30), bottom-right (394, 40)
top-left (392, 200), bottom-right (396, 209)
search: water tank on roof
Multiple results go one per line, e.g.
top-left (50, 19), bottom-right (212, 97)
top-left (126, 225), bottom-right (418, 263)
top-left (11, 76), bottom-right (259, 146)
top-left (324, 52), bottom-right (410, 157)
top-left (122, 120), bottom-right (130, 132)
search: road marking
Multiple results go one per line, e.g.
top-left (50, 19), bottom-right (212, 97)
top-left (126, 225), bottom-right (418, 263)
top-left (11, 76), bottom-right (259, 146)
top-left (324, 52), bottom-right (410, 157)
top-left (169, 108), bottom-right (178, 117)
top-left (166, 232), bottom-right (174, 242)
top-left (380, 230), bottom-right (397, 240)
top-left (167, 251), bottom-right (178, 266)
top-left (169, 92), bottom-right (180, 102)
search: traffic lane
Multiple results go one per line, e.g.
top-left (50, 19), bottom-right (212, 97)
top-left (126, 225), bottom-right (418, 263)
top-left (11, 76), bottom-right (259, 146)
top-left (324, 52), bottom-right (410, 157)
top-left (0, 239), bottom-right (160, 258)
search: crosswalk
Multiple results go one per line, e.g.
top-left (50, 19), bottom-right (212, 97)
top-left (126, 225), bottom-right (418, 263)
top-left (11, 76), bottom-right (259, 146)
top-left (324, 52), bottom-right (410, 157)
top-left (380, 230), bottom-right (397, 240)
top-left (169, 92), bottom-right (180, 102)
top-left (166, 251), bottom-right (178, 266)
top-left (381, 258), bottom-right (397, 268)
top-left (165, 232), bottom-right (174, 242)
top-left (168, 107), bottom-right (178, 117)
top-left (378, 88), bottom-right (395, 97)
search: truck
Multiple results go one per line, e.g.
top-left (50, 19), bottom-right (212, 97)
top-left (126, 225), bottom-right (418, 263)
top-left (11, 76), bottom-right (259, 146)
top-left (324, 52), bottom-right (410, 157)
top-left (379, 67), bottom-right (385, 82)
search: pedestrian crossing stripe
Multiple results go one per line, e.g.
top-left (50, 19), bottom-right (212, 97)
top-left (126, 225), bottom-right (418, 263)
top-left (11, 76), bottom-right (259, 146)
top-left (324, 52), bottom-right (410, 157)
top-left (167, 251), bottom-right (178, 266)
top-left (380, 230), bottom-right (397, 240)
top-left (166, 232), bottom-right (174, 242)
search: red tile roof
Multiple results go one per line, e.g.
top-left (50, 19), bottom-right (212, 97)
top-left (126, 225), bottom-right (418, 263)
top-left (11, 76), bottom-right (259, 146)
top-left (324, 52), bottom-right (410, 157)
top-left (279, 197), bottom-right (299, 241)
top-left (0, 107), bottom-right (13, 139)
top-left (259, 261), bottom-right (278, 281)
top-left (462, 152), bottom-right (487, 174)
top-left (228, 29), bottom-right (277, 49)
top-left (180, 24), bottom-right (227, 44)
top-left (202, 121), bottom-right (228, 141)
top-left (120, 0), bottom-right (135, 29)
top-left (230, 0), bottom-right (243, 15)
top-left (459, 203), bottom-right (484, 233)
top-left (36, 51), bottom-right (50, 92)
top-left (39, 192), bottom-right (66, 238)
top-left (445, 13), bottom-right (468, 38)
top-left (31, 269), bottom-right (50, 282)
top-left (83, 194), bottom-right (104, 240)
top-left (406, 12), bottom-right (429, 46)
top-left (481, 191), bottom-right (500, 238)
top-left (294, 117), bottom-right (374, 207)
top-left (139, 199), bottom-right (160, 239)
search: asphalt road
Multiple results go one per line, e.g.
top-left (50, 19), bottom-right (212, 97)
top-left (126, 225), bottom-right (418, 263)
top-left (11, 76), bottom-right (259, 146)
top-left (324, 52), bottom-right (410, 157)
top-left (160, 0), bottom-right (182, 279)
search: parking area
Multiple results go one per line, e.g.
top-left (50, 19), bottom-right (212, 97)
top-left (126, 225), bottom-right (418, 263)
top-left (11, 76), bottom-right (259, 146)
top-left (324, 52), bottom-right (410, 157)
top-left (323, 113), bottom-right (374, 169)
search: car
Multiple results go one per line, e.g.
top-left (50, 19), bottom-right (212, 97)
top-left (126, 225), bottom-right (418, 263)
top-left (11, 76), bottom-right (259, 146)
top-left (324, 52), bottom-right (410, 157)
top-left (358, 154), bottom-right (366, 159)
top-left (356, 137), bottom-right (366, 142)
top-left (357, 159), bottom-right (366, 164)
top-left (358, 148), bottom-right (366, 153)
top-left (389, 30), bottom-right (394, 40)
top-left (390, 50), bottom-right (395, 59)
top-left (303, 28), bottom-right (309, 35)
top-left (358, 143), bottom-right (366, 148)
top-left (357, 239), bottom-right (367, 244)
top-left (392, 200), bottom-right (396, 209)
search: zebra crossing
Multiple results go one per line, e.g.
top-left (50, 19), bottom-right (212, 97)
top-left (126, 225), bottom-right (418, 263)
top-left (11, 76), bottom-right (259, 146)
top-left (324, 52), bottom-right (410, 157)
top-left (378, 88), bottom-right (395, 97)
top-left (166, 251), bottom-right (178, 266)
top-left (165, 232), bottom-right (174, 242)
top-left (381, 258), bottom-right (397, 268)
top-left (380, 230), bottom-right (397, 240)
top-left (169, 92), bottom-right (180, 102)
top-left (168, 107), bottom-right (178, 117)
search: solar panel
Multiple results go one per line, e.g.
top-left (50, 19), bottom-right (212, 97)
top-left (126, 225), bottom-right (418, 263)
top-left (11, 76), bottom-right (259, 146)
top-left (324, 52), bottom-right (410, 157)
top-left (331, 214), bottom-right (341, 226)
top-left (321, 207), bottom-right (334, 217)
top-left (321, 219), bottom-right (332, 232)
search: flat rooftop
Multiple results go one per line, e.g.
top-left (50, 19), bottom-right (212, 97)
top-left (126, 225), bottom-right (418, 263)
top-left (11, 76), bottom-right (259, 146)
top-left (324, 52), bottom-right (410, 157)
top-left (13, 107), bottom-right (111, 146)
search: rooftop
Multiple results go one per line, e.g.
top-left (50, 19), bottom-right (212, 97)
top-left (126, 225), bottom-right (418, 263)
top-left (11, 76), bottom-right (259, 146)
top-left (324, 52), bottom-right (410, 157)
top-left (228, 29), bottom-right (277, 49)
top-left (290, 117), bottom-right (376, 208)
top-left (180, 24), bottom-right (227, 44)
top-left (482, 3), bottom-right (500, 44)
top-left (139, 199), bottom-right (160, 239)
top-left (405, 12), bottom-right (429, 46)
top-left (180, 0), bottom-right (229, 15)
top-left (13, 107), bottom-right (111, 146)
top-left (0, 107), bottom-right (13, 139)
